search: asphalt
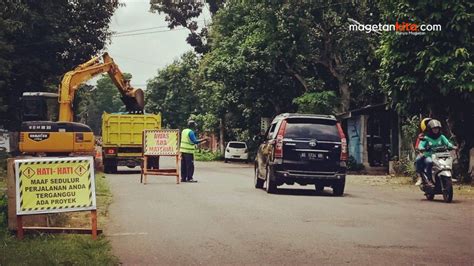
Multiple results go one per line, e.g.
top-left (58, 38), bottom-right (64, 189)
top-left (105, 157), bottom-right (474, 265)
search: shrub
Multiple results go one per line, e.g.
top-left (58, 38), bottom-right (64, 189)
top-left (194, 150), bottom-right (222, 161)
top-left (392, 157), bottom-right (417, 181)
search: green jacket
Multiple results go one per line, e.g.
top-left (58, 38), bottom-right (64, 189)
top-left (180, 128), bottom-right (196, 154)
top-left (418, 134), bottom-right (454, 157)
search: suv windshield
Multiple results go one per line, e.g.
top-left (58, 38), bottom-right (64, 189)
top-left (229, 142), bottom-right (246, 148)
top-left (284, 118), bottom-right (339, 141)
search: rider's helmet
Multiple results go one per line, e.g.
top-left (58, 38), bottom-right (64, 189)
top-left (187, 120), bottom-right (198, 129)
top-left (427, 119), bottom-right (442, 130)
top-left (420, 118), bottom-right (432, 132)
top-left (427, 119), bottom-right (442, 138)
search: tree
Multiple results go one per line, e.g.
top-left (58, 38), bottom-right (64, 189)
top-left (146, 52), bottom-right (201, 129)
top-left (198, 1), bottom-right (382, 136)
top-left (377, 0), bottom-right (473, 181)
top-left (0, 0), bottom-right (118, 130)
top-left (75, 74), bottom-right (127, 134)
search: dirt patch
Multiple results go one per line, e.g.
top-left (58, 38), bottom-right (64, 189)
top-left (347, 174), bottom-right (474, 198)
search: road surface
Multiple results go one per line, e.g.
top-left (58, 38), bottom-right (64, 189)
top-left (106, 157), bottom-right (474, 265)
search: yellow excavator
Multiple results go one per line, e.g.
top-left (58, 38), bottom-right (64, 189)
top-left (19, 53), bottom-right (144, 155)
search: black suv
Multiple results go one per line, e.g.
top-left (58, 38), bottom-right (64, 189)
top-left (254, 113), bottom-right (347, 195)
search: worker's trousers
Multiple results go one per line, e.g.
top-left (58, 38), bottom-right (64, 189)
top-left (180, 152), bottom-right (194, 181)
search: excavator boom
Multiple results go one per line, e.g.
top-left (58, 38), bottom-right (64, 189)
top-left (19, 53), bottom-right (145, 155)
top-left (58, 52), bottom-right (144, 121)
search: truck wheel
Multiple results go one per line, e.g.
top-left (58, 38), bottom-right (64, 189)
top-left (104, 159), bottom-right (117, 174)
top-left (332, 178), bottom-right (345, 196)
top-left (147, 157), bottom-right (159, 169)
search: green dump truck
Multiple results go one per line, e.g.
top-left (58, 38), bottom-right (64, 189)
top-left (102, 112), bottom-right (161, 173)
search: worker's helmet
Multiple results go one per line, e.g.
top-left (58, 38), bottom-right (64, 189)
top-left (420, 118), bottom-right (432, 132)
top-left (427, 119), bottom-right (442, 130)
top-left (187, 120), bottom-right (198, 128)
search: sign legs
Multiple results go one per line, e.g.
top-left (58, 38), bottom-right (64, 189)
top-left (16, 215), bottom-right (24, 240)
top-left (91, 210), bottom-right (97, 240)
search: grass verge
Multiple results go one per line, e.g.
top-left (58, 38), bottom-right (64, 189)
top-left (0, 172), bottom-right (118, 265)
top-left (194, 150), bottom-right (222, 161)
top-left (348, 174), bottom-right (474, 198)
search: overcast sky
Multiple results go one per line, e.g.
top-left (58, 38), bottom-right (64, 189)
top-left (103, 0), bottom-right (209, 88)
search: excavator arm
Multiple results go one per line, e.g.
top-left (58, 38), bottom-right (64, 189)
top-left (58, 52), bottom-right (144, 122)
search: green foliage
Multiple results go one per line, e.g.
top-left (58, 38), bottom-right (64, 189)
top-left (391, 156), bottom-right (417, 181)
top-left (293, 91), bottom-right (337, 114)
top-left (0, 193), bottom-right (7, 228)
top-left (194, 150), bottom-right (222, 161)
top-left (401, 116), bottom-right (421, 151)
top-left (189, 113), bottom-right (219, 133)
top-left (0, 1), bottom-right (118, 130)
top-left (146, 52), bottom-right (201, 129)
top-left (0, 233), bottom-right (119, 265)
top-left (149, 0), bottom-right (222, 53)
top-left (0, 149), bottom-right (8, 177)
top-left (377, 0), bottom-right (473, 182)
top-left (76, 74), bottom-right (126, 134)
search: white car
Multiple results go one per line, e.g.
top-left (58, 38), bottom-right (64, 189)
top-left (224, 141), bottom-right (249, 163)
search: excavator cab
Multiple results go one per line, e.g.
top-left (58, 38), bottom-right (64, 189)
top-left (19, 92), bottom-right (94, 155)
top-left (21, 92), bottom-right (59, 122)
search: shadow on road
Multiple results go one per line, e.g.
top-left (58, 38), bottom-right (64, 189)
top-left (272, 188), bottom-right (349, 197)
top-left (114, 170), bottom-right (142, 175)
top-left (415, 198), bottom-right (462, 204)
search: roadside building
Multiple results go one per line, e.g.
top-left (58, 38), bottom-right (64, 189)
top-left (338, 103), bottom-right (400, 174)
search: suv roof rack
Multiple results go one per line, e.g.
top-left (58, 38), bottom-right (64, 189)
top-left (274, 113), bottom-right (336, 120)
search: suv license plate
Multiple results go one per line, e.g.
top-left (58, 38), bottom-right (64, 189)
top-left (300, 152), bottom-right (324, 160)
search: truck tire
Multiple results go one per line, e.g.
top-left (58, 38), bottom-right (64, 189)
top-left (104, 159), bottom-right (117, 174)
top-left (147, 157), bottom-right (160, 169)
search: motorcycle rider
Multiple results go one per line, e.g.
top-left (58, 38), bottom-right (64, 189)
top-left (414, 118), bottom-right (431, 186)
top-left (417, 119), bottom-right (455, 186)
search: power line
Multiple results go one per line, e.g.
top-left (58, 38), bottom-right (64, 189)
top-left (113, 25), bottom-right (171, 35)
top-left (112, 27), bottom-right (189, 37)
top-left (113, 19), bottom-right (206, 35)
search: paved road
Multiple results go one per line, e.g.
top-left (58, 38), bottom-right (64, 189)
top-left (106, 158), bottom-right (474, 265)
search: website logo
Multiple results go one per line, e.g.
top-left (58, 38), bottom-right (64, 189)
top-left (349, 22), bottom-right (442, 35)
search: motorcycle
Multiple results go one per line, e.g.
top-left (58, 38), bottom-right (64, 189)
top-left (419, 146), bottom-right (455, 203)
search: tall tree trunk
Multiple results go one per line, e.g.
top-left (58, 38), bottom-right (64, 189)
top-left (269, 98), bottom-right (281, 115)
top-left (327, 60), bottom-right (350, 113)
top-left (283, 60), bottom-right (308, 91)
top-left (338, 78), bottom-right (351, 113)
top-left (219, 117), bottom-right (225, 154)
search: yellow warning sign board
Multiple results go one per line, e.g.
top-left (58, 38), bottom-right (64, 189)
top-left (15, 157), bottom-right (96, 215)
top-left (144, 129), bottom-right (179, 156)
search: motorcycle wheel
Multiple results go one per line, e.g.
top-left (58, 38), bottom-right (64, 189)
top-left (425, 193), bottom-right (435, 201)
top-left (442, 185), bottom-right (453, 203)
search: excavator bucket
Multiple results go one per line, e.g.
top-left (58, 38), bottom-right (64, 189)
top-left (123, 88), bottom-right (144, 113)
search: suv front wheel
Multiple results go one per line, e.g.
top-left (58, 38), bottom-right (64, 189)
top-left (265, 167), bottom-right (277, 194)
